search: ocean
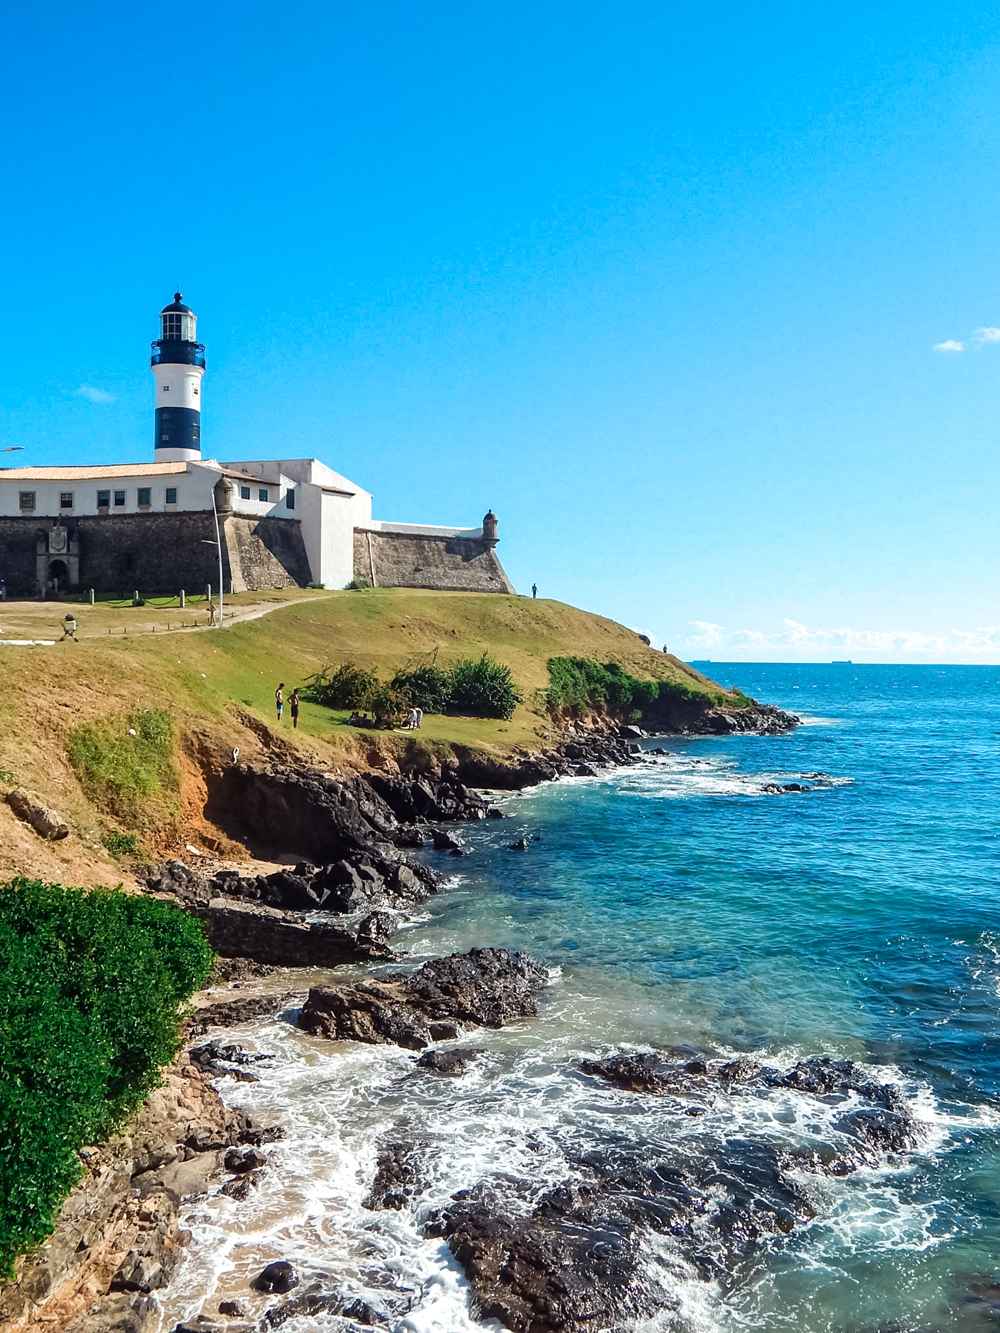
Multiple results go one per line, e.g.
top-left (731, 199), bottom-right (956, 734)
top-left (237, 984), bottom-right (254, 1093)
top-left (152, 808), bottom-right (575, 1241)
top-left (156, 664), bottom-right (1000, 1332)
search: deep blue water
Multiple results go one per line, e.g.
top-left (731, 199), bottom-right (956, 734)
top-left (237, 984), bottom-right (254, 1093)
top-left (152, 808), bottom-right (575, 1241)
top-left (161, 664), bottom-right (1000, 1333)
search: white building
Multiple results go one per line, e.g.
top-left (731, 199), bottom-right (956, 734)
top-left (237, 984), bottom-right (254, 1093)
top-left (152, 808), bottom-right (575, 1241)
top-left (0, 294), bottom-right (511, 597)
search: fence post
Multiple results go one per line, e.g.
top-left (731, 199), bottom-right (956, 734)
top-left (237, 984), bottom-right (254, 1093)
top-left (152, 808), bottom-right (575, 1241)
top-left (179, 589), bottom-right (186, 608)
top-left (88, 588), bottom-right (95, 605)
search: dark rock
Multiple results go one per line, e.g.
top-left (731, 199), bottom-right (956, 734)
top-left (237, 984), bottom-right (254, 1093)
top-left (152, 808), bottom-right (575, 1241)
top-left (224, 1146), bottom-right (267, 1174)
top-left (431, 828), bottom-right (465, 852)
top-left (263, 1281), bottom-right (382, 1327)
top-left (220, 1170), bottom-right (263, 1201)
top-left (299, 948), bottom-right (548, 1049)
top-left (508, 835), bottom-right (533, 850)
top-left (188, 991), bottom-right (301, 1035)
top-left (190, 1041), bottom-right (273, 1083)
top-left (218, 1301), bottom-right (249, 1318)
top-left (365, 1140), bottom-right (426, 1210)
top-left (252, 1260), bottom-right (299, 1294)
top-left (415, 1047), bottom-right (483, 1076)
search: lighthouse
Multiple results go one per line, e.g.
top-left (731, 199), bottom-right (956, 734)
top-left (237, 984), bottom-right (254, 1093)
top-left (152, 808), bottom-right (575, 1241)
top-left (150, 292), bottom-right (205, 461)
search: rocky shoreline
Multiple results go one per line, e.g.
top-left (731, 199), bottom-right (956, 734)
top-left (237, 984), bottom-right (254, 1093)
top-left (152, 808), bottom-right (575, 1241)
top-left (0, 703), bottom-right (807, 1333)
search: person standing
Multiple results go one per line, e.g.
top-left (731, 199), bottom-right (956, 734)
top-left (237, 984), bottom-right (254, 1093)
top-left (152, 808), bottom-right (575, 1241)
top-left (275, 682), bottom-right (285, 722)
top-left (60, 612), bottom-right (78, 642)
top-left (531, 583), bottom-right (538, 599)
top-left (290, 688), bottom-right (300, 729)
top-left (414, 706), bottom-right (423, 729)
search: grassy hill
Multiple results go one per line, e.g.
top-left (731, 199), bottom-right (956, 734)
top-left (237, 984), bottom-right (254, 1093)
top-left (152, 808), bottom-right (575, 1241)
top-left (0, 589), bottom-right (738, 881)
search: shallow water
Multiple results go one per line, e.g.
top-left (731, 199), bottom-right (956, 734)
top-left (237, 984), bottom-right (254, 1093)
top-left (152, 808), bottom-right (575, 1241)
top-left (156, 664), bottom-right (1000, 1332)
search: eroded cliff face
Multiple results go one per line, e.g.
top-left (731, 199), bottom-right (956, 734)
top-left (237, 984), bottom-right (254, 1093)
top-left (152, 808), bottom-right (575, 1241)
top-left (0, 1059), bottom-right (257, 1333)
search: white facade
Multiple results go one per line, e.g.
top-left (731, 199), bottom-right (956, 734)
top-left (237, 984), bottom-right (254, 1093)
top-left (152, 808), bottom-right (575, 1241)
top-left (0, 455), bottom-right (377, 589)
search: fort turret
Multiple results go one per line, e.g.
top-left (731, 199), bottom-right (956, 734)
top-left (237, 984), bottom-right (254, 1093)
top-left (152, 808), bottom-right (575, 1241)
top-left (482, 509), bottom-right (499, 546)
top-left (150, 292), bottom-right (205, 462)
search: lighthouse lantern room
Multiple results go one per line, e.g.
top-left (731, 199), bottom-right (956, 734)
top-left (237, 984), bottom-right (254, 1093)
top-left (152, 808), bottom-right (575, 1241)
top-left (150, 292), bottom-right (205, 461)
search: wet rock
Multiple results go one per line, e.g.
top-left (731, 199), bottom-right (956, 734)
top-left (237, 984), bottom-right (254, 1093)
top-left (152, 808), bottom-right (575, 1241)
top-left (190, 1041), bottom-right (273, 1083)
top-left (834, 1106), bottom-right (922, 1163)
top-left (252, 1260), bottom-right (299, 1294)
top-left (299, 948), bottom-right (547, 1049)
top-left (188, 990), bottom-right (301, 1035)
top-left (182, 897), bottom-right (400, 968)
top-left (415, 1047), bottom-right (483, 1076)
top-left (430, 828), bottom-right (466, 852)
top-left (220, 1170), bottom-right (263, 1201)
top-left (365, 1140), bottom-right (426, 1210)
top-left (263, 1282), bottom-right (382, 1327)
top-left (368, 772), bottom-right (495, 823)
top-left (508, 834), bottom-right (535, 850)
top-left (224, 1146), bottom-right (267, 1174)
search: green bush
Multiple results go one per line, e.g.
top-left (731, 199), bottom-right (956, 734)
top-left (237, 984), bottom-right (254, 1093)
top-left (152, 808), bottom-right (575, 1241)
top-left (447, 654), bottom-right (522, 720)
top-left (101, 830), bottom-right (141, 860)
top-left (302, 662), bottom-right (379, 709)
top-left (546, 657), bottom-right (731, 720)
top-left (390, 663), bottom-right (453, 713)
top-left (0, 879), bottom-right (212, 1277)
top-left (67, 709), bottom-right (177, 824)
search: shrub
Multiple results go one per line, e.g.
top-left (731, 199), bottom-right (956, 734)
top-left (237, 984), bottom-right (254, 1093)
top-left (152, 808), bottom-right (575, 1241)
top-left (447, 654), bottom-right (522, 720)
top-left (367, 683), bottom-right (412, 727)
top-left (546, 657), bottom-right (744, 720)
top-left (302, 663), bottom-right (379, 709)
top-left (67, 709), bottom-right (177, 824)
top-left (0, 879), bottom-right (212, 1277)
top-left (101, 830), bottom-right (141, 860)
top-left (390, 663), bottom-right (453, 713)
top-left (343, 577), bottom-right (370, 590)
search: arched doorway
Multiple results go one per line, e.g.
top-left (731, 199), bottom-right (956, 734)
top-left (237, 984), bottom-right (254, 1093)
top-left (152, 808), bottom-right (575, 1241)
top-left (48, 559), bottom-right (69, 595)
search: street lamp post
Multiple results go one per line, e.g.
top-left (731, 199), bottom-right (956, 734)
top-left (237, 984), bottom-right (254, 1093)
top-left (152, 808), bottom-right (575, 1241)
top-left (200, 489), bottom-right (225, 629)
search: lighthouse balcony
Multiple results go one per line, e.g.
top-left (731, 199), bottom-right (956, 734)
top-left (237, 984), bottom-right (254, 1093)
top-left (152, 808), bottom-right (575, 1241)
top-left (150, 340), bottom-right (206, 368)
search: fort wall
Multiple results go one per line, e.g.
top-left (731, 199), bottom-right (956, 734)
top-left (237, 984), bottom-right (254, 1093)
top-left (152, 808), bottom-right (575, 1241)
top-left (353, 527), bottom-right (514, 594)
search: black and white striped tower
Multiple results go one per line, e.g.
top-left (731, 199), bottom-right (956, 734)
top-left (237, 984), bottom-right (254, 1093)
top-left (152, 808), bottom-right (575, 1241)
top-left (150, 292), bottom-right (206, 461)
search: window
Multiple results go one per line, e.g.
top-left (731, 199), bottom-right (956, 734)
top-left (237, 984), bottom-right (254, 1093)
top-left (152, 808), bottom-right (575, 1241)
top-left (18, 491), bottom-right (35, 512)
top-left (285, 487), bottom-right (295, 510)
top-left (240, 485), bottom-right (251, 500)
top-left (137, 487), bottom-right (151, 507)
top-left (162, 312), bottom-right (182, 339)
top-left (165, 487), bottom-right (177, 505)
top-left (59, 492), bottom-right (73, 510)
top-left (162, 384), bottom-right (170, 392)
top-left (113, 489), bottom-right (126, 507)
top-left (258, 487), bottom-right (269, 502)
top-left (97, 489), bottom-right (110, 508)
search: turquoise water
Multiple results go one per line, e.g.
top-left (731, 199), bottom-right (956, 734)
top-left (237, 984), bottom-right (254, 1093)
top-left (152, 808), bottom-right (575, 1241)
top-left (159, 664), bottom-right (1000, 1332)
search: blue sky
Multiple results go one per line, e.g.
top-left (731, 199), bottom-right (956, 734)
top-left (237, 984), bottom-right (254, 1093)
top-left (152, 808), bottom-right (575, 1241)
top-left (3, 2), bottom-right (1000, 661)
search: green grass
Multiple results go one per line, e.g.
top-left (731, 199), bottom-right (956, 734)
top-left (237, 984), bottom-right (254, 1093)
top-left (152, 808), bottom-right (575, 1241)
top-left (67, 709), bottom-right (178, 826)
top-left (0, 590), bottom-right (750, 811)
top-left (0, 879), bottom-right (212, 1276)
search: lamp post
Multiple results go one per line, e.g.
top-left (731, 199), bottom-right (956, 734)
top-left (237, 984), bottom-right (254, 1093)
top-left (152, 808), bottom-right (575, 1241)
top-left (199, 488), bottom-right (225, 629)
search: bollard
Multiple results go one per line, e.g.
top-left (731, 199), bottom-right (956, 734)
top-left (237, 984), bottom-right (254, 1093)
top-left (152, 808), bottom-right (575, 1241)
top-left (179, 589), bottom-right (186, 608)
top-left (88, 588), bottom-right (95, 605)
top-left (206, 584), bottom-right (211, 604)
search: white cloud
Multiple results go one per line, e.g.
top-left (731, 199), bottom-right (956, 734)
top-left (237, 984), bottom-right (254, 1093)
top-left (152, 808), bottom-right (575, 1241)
top-left (679, 618), bottom-right (1000, 663)
top-left (933, 339), bottom-right (964, 353)
top-left (74, 384), bottom-right (116, 404)
top-left (687, 620), bottom-right (723, 649)
top-left (975, 327), bottom-right (1000, 343)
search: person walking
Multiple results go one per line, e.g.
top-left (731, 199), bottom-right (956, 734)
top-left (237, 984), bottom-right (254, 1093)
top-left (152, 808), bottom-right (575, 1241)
top-left (290, 688), bottom-right (300, 729)
top-left (531, 583), bottom-right (538, 599)
top-left (275, 682), bottom-right (285, 722)
top-left (60, 612), bottom-right (78, 642)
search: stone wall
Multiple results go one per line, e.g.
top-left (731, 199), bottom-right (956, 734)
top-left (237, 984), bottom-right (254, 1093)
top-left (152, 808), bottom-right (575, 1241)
top-left (0, 512), bottom-right (311, 597)
top-left (222, 515), bottom-right (311, 592)
top-left (0, 519), bottom-right (39, 596)
top-left (353, 528), bottom-right (514, 593)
